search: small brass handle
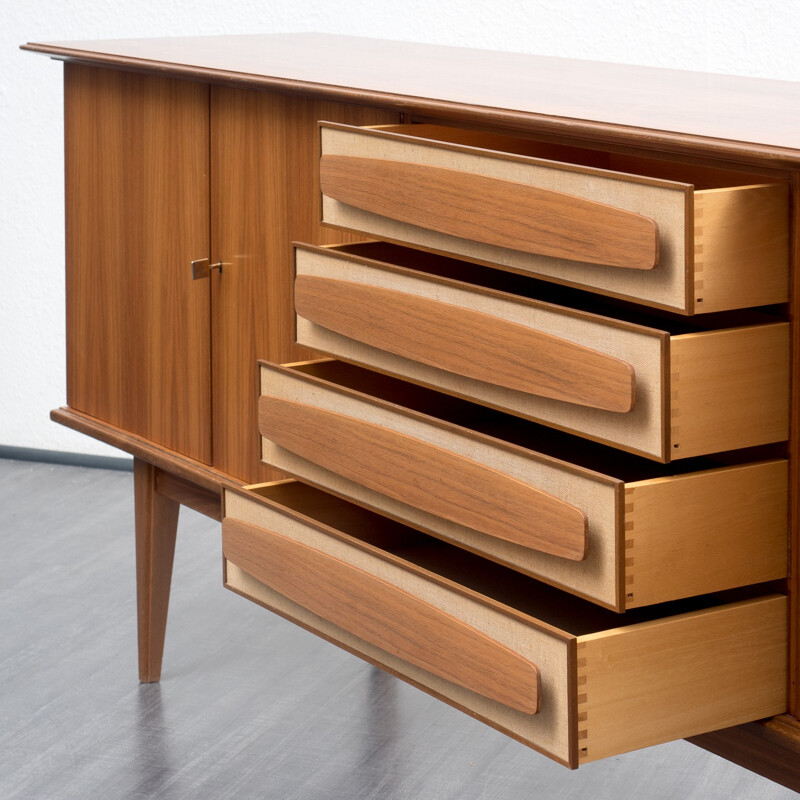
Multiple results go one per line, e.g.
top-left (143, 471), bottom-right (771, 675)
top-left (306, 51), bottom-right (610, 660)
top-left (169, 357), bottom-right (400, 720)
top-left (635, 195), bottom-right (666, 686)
top-left (191, 258), bottom-right (225, 280)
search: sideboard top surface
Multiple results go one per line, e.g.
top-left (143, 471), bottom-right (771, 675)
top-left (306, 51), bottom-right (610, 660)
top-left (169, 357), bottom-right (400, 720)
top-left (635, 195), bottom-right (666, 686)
top-left (21, 33), bottom-right (800, 164)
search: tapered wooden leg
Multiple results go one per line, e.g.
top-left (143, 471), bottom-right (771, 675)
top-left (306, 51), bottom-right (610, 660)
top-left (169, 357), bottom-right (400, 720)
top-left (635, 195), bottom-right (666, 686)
top-left (134, 458), bottom-right (179, 683)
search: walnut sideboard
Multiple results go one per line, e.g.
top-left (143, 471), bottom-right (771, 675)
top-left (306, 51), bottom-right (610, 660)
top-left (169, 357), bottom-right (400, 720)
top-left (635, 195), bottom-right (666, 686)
top-left (22, 33), bottom-right (800, 786)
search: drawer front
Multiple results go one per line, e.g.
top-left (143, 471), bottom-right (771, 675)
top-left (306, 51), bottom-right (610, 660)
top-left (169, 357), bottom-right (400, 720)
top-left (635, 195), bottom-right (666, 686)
top-left (294, 243), bottom-right (790, 461)
top-left (223, 481), bottom-right (787, 768)
top-left (258, 361), bottom-right (788, 610)
top-left (319, 123), bottom-right (789, 314)
top-left (224, 515), bottom-right (541, 714)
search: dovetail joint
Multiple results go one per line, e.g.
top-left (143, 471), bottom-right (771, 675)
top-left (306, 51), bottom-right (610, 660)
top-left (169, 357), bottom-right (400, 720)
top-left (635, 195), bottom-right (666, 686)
top-left (694, 206), bottom-right (705, 305)
top-left (576, 642), bottom-right (589, 762)
top-left (624, 490), bottom-right (634, 603)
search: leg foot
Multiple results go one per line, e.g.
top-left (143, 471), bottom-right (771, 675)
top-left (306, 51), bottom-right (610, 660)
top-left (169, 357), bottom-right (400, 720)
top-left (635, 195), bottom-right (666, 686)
top-left (134, 458), bottom-right (179, 682)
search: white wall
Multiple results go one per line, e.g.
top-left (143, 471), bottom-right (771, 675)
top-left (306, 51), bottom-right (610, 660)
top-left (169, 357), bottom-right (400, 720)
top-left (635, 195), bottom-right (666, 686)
top-left (4, 1), bottom-right (800, 457)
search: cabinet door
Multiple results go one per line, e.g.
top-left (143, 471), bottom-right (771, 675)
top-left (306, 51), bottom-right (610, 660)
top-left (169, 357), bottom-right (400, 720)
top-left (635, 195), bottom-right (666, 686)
top-left (64, 64), bottom-right (211, 463)
top-left (210, 89), bottom-right (398, 483)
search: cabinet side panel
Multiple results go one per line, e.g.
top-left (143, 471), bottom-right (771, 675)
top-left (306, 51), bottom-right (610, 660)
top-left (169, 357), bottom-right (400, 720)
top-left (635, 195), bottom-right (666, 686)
top-left (209, 90), bottom-right (398, 483)
top-left (64, 64), bottom-right (212, 463)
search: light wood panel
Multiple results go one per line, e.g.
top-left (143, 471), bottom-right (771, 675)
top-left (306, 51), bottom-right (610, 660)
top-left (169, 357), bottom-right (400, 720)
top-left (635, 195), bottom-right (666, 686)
top-left (223, 518), bottom-right (541, 713)
top-left (319, 155), bottom-right (659, 269)
top-left (693, 184), bottom-right (789, 313)
top-left (669, 324), bottom-right (790, 458)
top-left (623, 461), bottom-right (788, 608)
top-left (577, 597), bottom-right (787, 764)
top-left (294, 274), bottom-right (636, 412)
top-left (296, 245), bottom-right (789, 461)
top-left (64, 63), bottom-right (211, 462)
top-left (209, 89), bottom-right (398, 483)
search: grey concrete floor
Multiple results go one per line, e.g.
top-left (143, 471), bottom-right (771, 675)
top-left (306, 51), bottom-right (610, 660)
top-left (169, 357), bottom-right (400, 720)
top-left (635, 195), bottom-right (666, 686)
top-left (1, 458), bottom-right (797, 799)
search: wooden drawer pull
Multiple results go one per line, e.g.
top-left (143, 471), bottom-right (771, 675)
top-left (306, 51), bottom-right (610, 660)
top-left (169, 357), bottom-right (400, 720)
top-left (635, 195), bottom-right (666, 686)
top-left (320, 155), bottom-right (659, 270)
top-left (258, 396), bottom-right (588, 560)
top-left (295, 275), bottom-right (636, 413)
top-left (223, 518), bottom-right (541, 714)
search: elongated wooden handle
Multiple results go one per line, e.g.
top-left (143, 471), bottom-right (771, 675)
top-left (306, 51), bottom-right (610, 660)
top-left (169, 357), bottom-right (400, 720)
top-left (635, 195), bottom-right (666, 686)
top-left (258, 395), bottom-right (588, 561)
top-left (295, 275), bottom-right (635, 413)
top-left (320, 155), bottom-right (659, 270)
top-left (223, 518), bottom-right (541, 714)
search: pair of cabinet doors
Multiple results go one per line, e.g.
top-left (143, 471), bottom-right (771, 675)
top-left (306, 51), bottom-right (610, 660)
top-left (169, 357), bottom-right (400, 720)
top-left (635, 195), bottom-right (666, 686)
top-left (64, 63), bottom-right (396, 482)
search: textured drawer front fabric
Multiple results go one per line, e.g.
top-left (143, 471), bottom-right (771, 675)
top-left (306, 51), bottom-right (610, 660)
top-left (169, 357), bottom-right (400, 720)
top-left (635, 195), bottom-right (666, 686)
top-left (257, 360), bottom-right (787, 610)
top-left (320, 123), bottom-right (789, 314)
top-left (294, 243), bottom-right (790, 462)
top-left (223, 480), bottom-right (787, 767)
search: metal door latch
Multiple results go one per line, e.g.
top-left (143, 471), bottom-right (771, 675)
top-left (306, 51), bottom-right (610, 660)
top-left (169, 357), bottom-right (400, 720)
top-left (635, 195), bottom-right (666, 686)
top-left (190, 258), bottom-right (226, 280)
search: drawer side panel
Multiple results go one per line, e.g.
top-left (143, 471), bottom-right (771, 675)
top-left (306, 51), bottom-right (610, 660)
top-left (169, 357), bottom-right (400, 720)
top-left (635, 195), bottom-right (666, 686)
top-left (694, 183), bottom-right (789, 313)
top-left (669, 324), bottom-right (790, 459)
top-left (576, 595), bottom-right (788, 764)
top-left (624, 461), bottom-right (789, 608)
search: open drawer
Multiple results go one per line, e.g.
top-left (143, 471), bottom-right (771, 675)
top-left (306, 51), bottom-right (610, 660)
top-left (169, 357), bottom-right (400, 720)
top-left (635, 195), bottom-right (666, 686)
top-left (294, 241), bottom-right (790, 461)
top-left (258, 359), bottom-right (787, 610)
top-left (319, 122), bottom-right (789, 314)
top-left (222, 479), bottom-right (787, 768)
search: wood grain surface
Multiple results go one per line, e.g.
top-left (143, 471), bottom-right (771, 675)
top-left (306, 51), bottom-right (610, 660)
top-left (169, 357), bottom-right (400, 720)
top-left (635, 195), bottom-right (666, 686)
top-left (293, 245), bottom-right (667, 461)
top-left (320, 155), bottom-right (659, 269)
top-left (51, 406), bottom-right (240, 495)
top-left (64, 64), bottom-right (212, 463)
top-left (294, 275), bottom-right (636, 412)
top-left (258, 395), bottom-right (588, 561)
top-left (23, 34), bottom-right (800, 162)
top-left (692, 183), bottom-right (789, 313)
top-left (223, 518), bottom-right (541, 714)
top-left (577, 596), bottom-right (787, 764)
top-left (669, 324), bottom-right (790, 459)
top-left (623, 461), bottom-right (788, 608)
top-left (209, 88), bottom-right (397, 483)
top-left (789, 173), bottom-right (800, 719)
